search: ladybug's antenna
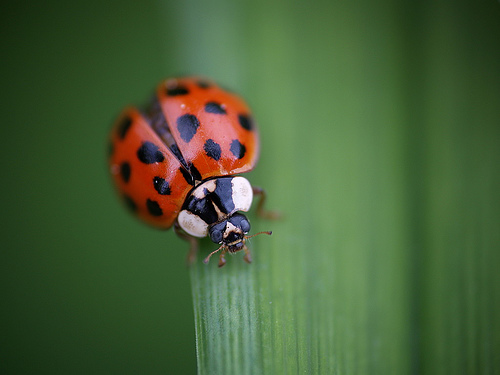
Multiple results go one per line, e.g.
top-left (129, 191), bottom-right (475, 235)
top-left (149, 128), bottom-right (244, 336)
top-left (245, 231), bottom-right (272, 240)
top-left (203, 243), bottom-right (225, 264)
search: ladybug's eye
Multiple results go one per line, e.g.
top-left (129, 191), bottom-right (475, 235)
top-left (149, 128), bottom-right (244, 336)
top-left (229, 214), bottom-right (251, 234)
top-left (209, 221), bottom-right (226, 244)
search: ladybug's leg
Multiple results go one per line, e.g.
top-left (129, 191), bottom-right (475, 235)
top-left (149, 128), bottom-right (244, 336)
top-left (174, 222), bottom-right (199, 265)
top-left (243, 245), bottom-right (252, 264)
top-left (252, 186), bottom-right (281, 220)
top-left (218, 248), bottom-right (228, 268)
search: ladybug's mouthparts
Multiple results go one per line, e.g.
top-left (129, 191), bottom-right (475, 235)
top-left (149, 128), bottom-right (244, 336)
top-left (203, 230), bottom-right (272, 264)
top-left (227, 240), bottom-right (245, 253)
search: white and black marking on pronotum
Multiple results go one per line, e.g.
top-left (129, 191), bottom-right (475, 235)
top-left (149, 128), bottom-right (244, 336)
top-left (179, 177), bottom-right (247, 235)
top-left (177, 176), bottom-right (266, 266)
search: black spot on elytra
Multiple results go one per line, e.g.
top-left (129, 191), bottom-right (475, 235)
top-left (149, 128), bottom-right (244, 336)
top-left (120, 162), bottom-right (131, 183)
top-left (179, 164), bottom-right (202, 186)
top-left (153, 177), bottom-right (171, 195)
top-left (238, 114), bottom-right (253, 131)
top-left (197, 80), bottom-right (211, 89)
top-left (230, 139), bottom-right (246, 159)
top-left (123, 195), bottom-right (137, 212)
top-left (177, 114), bottom-right (200, 143)
top-left (117, 116), bottom-right (132, 139)
top-left (166, 86), bottom-right (189, 96)
top-left (205, 102), bottom-right (227, 115)
top-left (146, 199), bottom-right (163, 216)
top-left (204, 139), bottom-right (222, 161)
top-left (137, 142), bottom-right (164, 164)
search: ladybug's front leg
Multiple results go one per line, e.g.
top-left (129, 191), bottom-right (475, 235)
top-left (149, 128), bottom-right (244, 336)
top-left (252, 186), bottom-right (281, 220)
top-left (218, 248), bottom-right (228, 268)
top-left (243, 245), bottom-right (252, 264)
top-left (174, 222), bottom-right (199, 265)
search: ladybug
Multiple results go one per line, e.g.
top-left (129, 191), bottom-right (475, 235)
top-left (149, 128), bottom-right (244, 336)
top-left (108, 77), bottom-right (273, 267)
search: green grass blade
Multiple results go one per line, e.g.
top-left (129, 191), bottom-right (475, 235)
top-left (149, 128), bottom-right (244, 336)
top-left (159, 0), bottom-right (500, 373)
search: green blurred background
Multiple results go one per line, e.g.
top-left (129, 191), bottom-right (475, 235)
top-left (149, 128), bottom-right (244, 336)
top-left (2, 0), bottom-right (500, 374)
top-left (1, 1), bottom-right (196, 373)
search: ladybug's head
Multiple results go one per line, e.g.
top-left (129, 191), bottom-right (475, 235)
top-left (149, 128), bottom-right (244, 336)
top-left (208, 213), bottom-right (250, 252)
top-left (204, 213), bottom-right (271, 267)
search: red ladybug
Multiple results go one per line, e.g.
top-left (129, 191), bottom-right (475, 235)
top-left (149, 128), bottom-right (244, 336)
top-left (108, 77), bottom-right (273, 267)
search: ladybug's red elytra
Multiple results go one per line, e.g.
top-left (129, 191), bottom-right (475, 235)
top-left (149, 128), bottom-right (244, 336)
top-left (108, 77), bottom-right (274, 267)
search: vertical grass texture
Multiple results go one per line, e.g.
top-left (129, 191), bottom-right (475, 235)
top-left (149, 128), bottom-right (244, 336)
top-left (160, 0), bottom-right (500, 373)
